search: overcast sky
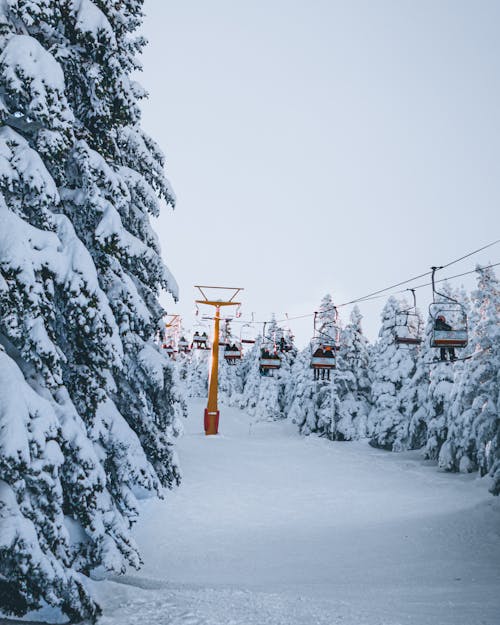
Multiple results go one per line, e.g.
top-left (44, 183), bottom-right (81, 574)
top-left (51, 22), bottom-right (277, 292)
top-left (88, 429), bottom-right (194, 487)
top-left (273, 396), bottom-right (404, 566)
top-left (139, 0), bottom-right (500, 345)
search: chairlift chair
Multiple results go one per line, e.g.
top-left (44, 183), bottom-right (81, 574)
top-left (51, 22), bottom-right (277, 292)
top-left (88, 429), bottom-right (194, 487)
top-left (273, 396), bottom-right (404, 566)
top-left (429, 267), bottom-right (468, 351)
top-left (279, 330), bottom-right (295, 352)
top-left (259, 349), bottom-right (281, 375)
top-left (310, 309), bottom-right (340, 379)
top-left (224, 343), bottom-right (242, 364)
top-left (394, 290), bottom-right (422, 346)
top-left (177, 336), bottom-right (190, 353)
top-left (310, 344), bottom-right (336, 381)
top-left (240, 323), bottom-right (256, 345)
top-left (162, 343), bottom-right (175, 357)
top-left (192, 331), bottom-right (210, 349)
top-left (429, 302), bottom-right (468, 348)
top-left (259, 322), bottom-right (281, 375)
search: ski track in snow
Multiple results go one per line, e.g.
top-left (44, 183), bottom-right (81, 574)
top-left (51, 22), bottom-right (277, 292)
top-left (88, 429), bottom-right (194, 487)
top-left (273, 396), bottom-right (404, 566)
top-left (93, 398), bottom-right (500, 625)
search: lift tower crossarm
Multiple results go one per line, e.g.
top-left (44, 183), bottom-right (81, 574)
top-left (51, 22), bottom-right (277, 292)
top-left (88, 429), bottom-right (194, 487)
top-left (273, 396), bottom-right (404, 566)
top-left (194, 286), bottom-right (243, 435)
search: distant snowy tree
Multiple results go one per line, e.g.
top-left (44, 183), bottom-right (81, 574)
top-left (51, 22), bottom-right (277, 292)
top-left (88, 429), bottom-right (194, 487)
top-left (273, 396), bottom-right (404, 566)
top-left (286, 295), bottom-right (370, 441)
top-left (334, 306), bottom-right (371, 439)
top-left (218, 322), bottom-right (244, 404)
top-left (287, 348), bottom-right (318, 433)
top-left (305, 296), bottom-right (343, 439)
top-left (185, 347), bottom-right (209, 398)
top-left (438, 267), bottom-right (500, 494)
top-left (240, 318), bottom-right (296, 422)
top-left (422, 284), bottom-right (468, 462)
top-left (238, 336), bottom-right (262, 410)
top-left (0, 1), bottom-right (182, 620)
top-left (218, 356), bottom-right (243, 404)
top-left (404, 342), bottom-right (431, 451)
top-left (368, 297), bottom-right (417, 450)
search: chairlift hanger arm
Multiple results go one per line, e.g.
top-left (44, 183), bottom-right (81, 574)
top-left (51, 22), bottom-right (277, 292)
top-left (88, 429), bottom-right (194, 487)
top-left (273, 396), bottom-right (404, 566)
top-left (431, 266), bottom-right (460, 305)
top-left (195, 285), bottom-right (244, 303)
top-left (408, 288), bottom-right (417, 310)
top-left (195, 300), bottom-right (241, 307)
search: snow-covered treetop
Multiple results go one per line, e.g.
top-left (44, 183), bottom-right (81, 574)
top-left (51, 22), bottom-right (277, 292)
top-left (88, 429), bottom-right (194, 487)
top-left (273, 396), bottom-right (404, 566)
top-left (316, 293), bottom-right (339, 340)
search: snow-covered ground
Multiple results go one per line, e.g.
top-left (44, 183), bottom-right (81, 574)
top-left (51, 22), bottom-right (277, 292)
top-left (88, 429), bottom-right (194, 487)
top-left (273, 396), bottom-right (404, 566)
top-left (93, 399), bottom-right (500, 625)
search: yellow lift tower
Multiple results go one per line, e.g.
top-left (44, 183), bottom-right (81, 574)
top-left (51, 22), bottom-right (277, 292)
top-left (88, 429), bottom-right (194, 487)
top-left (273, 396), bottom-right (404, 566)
top-left (195, 285), bottom-right (243, 435)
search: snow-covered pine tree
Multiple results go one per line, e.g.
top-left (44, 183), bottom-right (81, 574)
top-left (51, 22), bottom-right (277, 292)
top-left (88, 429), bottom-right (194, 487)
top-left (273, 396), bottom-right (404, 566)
top-left (299, 294), bottom-right (343, 438)
top-left (333, 305), bottom-right (371, 440)
top-left (237, 335), bottom-right (262, 410)
top-left (218, 321), bottom-right (244, 404)
top-left (287, 347), bottom-right (318, 434)
top-left (404, 336), bottom-right (431, 451)
top-left (185, 346), bottom-right (210, 398)
top-left (368, 297), bottom-right (417, 450)
top-left (422, 283), bottom-right (469, 462)
top-left (286, 294), bottom-right (364, 441)
top-left (438, 267), bottom-right (500, 493)
top-left (240, 317), bottom-right (296, 422)
top-left (0, 2), bottom-right (182, 620)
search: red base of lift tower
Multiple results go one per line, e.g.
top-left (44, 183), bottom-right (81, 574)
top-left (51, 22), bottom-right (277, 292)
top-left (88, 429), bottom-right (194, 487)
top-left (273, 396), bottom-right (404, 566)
top-left (204, 408), bottom-right (220, 435)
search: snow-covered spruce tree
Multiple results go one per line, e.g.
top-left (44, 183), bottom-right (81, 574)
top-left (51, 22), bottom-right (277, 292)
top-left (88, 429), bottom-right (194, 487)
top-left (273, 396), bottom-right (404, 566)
top-left (218, 355), bottom-right (239, 403)
top-left (0, 2), bottom-right (182, 620)
top-left (368, 297), bottom-right (418, 450)
top-left (404, 335), bottom-right (431, 451)
top-left (184, 346), bottom-right (209, 398)
top-left (422, 283), bottom-right (469, 462)
top-left (237, 335), bottom-right (262, 410)
top-left (438, 267), bottom-right (500, 493)
top-left (309, 293), bottom-right (342, 431)
top-left (332, 306), bottom-right (371, 440)
top-left (173, 347), bottom-right (190, 384)
top-left (287, 347), bottom-right (318, 434)
top-left (240, 318), bottom-right (296, 422)
top-left (218, 323), bottom-right (244, 405)
top-left (286, 295), bottom-right (369, 441)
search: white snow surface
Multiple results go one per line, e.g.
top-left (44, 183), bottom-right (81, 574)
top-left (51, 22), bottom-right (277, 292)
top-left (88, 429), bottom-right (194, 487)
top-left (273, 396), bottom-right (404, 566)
top-left (90, 399), bottom-right (500, 625)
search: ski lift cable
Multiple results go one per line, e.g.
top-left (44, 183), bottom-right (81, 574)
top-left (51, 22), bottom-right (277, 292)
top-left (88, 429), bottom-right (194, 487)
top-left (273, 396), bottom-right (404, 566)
top-left (402, 261), bottom-right (500, 294)
top-left (226, 240), bottom-right (500, 327)
top-left (228, 259), bottom-right (500, 327)
top-left (336, 239), bottom-right (500, 308)
top-left (440, 238), bottom-right (500, 270)
top-left (338, 260), bottom-right (500, 305)
top-left (334, 260), bottom-right (500, 307)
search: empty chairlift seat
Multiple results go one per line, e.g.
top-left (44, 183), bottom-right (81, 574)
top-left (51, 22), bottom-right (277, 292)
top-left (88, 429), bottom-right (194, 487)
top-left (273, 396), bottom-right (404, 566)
top-left (394, 312), bottom-right (422, 346)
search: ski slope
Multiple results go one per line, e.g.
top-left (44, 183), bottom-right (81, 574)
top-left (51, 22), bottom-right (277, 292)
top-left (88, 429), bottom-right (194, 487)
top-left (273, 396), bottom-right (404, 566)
top-left (95, 398), bottom-right (500, 625)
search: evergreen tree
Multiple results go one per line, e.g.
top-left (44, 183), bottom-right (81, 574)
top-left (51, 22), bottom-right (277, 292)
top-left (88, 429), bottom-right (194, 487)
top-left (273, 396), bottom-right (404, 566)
top-left (422, 284), bottom-right (468, 462)
top-left (240, 318), bottom-right (296, 421)
top-left (368, 297), bottom-right (417, 450)
top-left (404, 340), bottom-right (431, 451)
top-left (0, 2), bottom-right (182, 619)
top-left (218, 322), bottom-right (244, 405)
top-left (287, 347), bottom-right (318, 434)
top-left (185, 347), bottom-right (209, 398)
top-left (238, 336), bottom-right (263, 410)
top-left (438, 267), bottom-right (500, 494)
top-left (286, 295), bottom-right (369, 441)
top-left (333, 306), bottom-right (371, 440)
